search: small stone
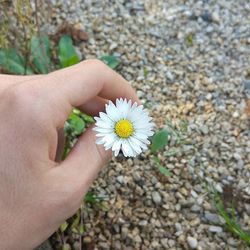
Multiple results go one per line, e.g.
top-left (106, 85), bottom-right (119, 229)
top-left (121, 226), bottom-right (128, 239)
top-left (165, 70), bottom-right (175, 83)
top-left (200, 125), bottom-right (209, 135)
top-left (209, 225), bottom-right (223, 233)
top-left (175, 222), bottom-right (182, 232)
top-left (168, 212), bottom-right (177, 219)
top-left (137, 90), bottom-right (144, 99)
top-left (201, 11), bottom-right (213, 22)
top-left (117, 175), bottom-right (124, 184)
top-left (244, 79), bottom-right (250, 90)
top-left (109, 42), bottom-right (118, 50)
top-left (232, 111), bottom-right (239, 118)
top-left (191, 204), bottom-right (201, 212)
top-left (113, 241), bottom-right (121, 249)
top-left (204, 212), bottom-right (221, 224)
top-left (160, 238), bottom-right (168, 247)
top-left (98, 242), bottom-right (109, 249)
top-left (211, 12), bottom-right (220, 23)
top-left (83, 236), bottom-right (92, 243)
top-left (132, 171), bottom-right (141, 181)
top-left (187, 236), bottom-right (198, 249)
top-left (138, 220), bottom-right (148, 226)
top-left (227, 238), bottom-right (238, 246)
top-left (215, 183), bottom-right (223, 193)
top-left (152, 191), bottom-right (162, 204)
top-left (168, 239), bottom-right (175, 247)
top-left (151, 240), bottom-right (160, 248)
top-left (134, 235), bottom-right (142, 243)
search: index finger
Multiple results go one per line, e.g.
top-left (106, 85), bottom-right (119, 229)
top-left (42, 59), bottom-right (139, 122)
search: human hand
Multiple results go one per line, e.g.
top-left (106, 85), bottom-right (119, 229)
top-left (0, 60), bottom-right (138, 249)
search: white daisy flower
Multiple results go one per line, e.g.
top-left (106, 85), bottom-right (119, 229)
top-left (93, 98), bottom-right (154, 157)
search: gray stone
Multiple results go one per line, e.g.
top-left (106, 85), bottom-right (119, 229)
top-left (200, 125), bottom-right (209, 135)
top-left (138, 220), bottom-right (148, 226)
top-left (209, 225), bottom-right (223, 233)
top-left (132, 171), bottom-right (141, 182)
top-left (187, 236), bottom-right (198, 249)
top-left (116, 175), bottom-right (124, 184)
top-left (244, 79), bottom-right (250, 90)
top-left (204, 212), bottom-right (221, 224)
top-left (191, 204), bottom-right (201, 212)
top-left (160, 238), bottom-right (168, 247)
top-left (152, 191), bottom-right (162, 204)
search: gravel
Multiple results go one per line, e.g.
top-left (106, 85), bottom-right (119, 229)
top-left (37, 0), bottom-right (250, 249)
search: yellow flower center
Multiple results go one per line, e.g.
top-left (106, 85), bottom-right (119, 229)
top-left (115, 119), bottom-right (134, 138)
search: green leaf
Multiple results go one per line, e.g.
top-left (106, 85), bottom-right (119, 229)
top-left (62, 244), bottom-right (70, 250)
top-left (153, 156), bottom-right (171, 176)
top-left (31, 35), bottom-right (51, 74)
top-left (84, 192), bottom-right (97, 204)
top-left (158, 165), bottom-right (171, 176)
top-left (79, 224), bottom-right (85, 235)
top-left (100, 55), bottom-right (120, 69)
top-left (151, 129), bottom-right (169, 153)
top-left (0, 48), bottom-right (33, 75)
top-left (68, 113), bottom-right (85, 135)
top-left (60, 221), bottom-right (68, 232)
top-left (71, 211), bottom-right (80, 230)
top-left (58, 35), bottom-right (80, 68)
top-left (80, 113), bottom-right (95, 123)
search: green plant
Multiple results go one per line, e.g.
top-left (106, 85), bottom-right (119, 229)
top-left (208, 184), bottom-right (250, 246)
top-left (151, 129), bottom-right (169, 153)
top-left (150, 119), bottom-right (190, 176)
top-left (100, 55), bottom-right (120, 70)
top-left (185, 33), bottom-right (194, 46)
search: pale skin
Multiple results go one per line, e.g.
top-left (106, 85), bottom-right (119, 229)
top-left (0, 59), bottom-right (139, 249)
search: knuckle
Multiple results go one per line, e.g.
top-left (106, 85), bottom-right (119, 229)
top-left (84, 58), bottom-right (107, 70)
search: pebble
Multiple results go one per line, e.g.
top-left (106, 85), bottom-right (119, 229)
top-left (204, 212), bottom-right (221, 224)
top-left (152, 191), bottom-right (162, 204)
top-left (191, 204), bottom-right (201, 212)
top-left (116, 175), bottom-right (124, 184)
top-left (209, 226), bottom-right (223, 233)
top-left (187, 236), bottom-right (198, 249)
top-left (132, 171), bottom-right (141, 182)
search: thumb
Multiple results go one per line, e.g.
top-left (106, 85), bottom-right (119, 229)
top-left (58, 125), bottom-right (112, 188)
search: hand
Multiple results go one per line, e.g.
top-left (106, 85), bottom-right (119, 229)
top-left (0, 59), bottom-right (139, 249)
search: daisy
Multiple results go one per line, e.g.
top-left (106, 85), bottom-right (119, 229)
top-left (93, 98), bottom-right (154, 157)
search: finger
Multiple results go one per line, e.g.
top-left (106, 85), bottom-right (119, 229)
top-left (78, 96), bottom-right (107, 116)
top-left (57, 125), bottom-right (111, 188)
top-left (41, 59), bottom-right (139, 124)
top-left (0, 74), bottom-right (42, 92)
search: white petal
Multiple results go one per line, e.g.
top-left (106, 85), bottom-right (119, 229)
top-left (112, 138), bottom-right (122, 152)
top-left (114, 149), bottom-right (120, 157)
top-left (104, 134), bottom-right (118, 149)
top-left (130, 136), bottom-right (148, 151)
top-left (95, 120), bottom-right (113, 129)
top-left (93, 127), bottom-right (113, 133)
top-left (99, 112), bottom-right (113, 123)
top-left (133, 132), bottom-right (148, 141)
top-left (105, 101), bottom-right (121, 121)
top-left (128, 138), bottom-right (141, 155)
top-left (121, 140), bottom-right (133, 157)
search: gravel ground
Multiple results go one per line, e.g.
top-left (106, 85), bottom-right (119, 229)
top-left (40, 0), bottom-right (250, 249)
